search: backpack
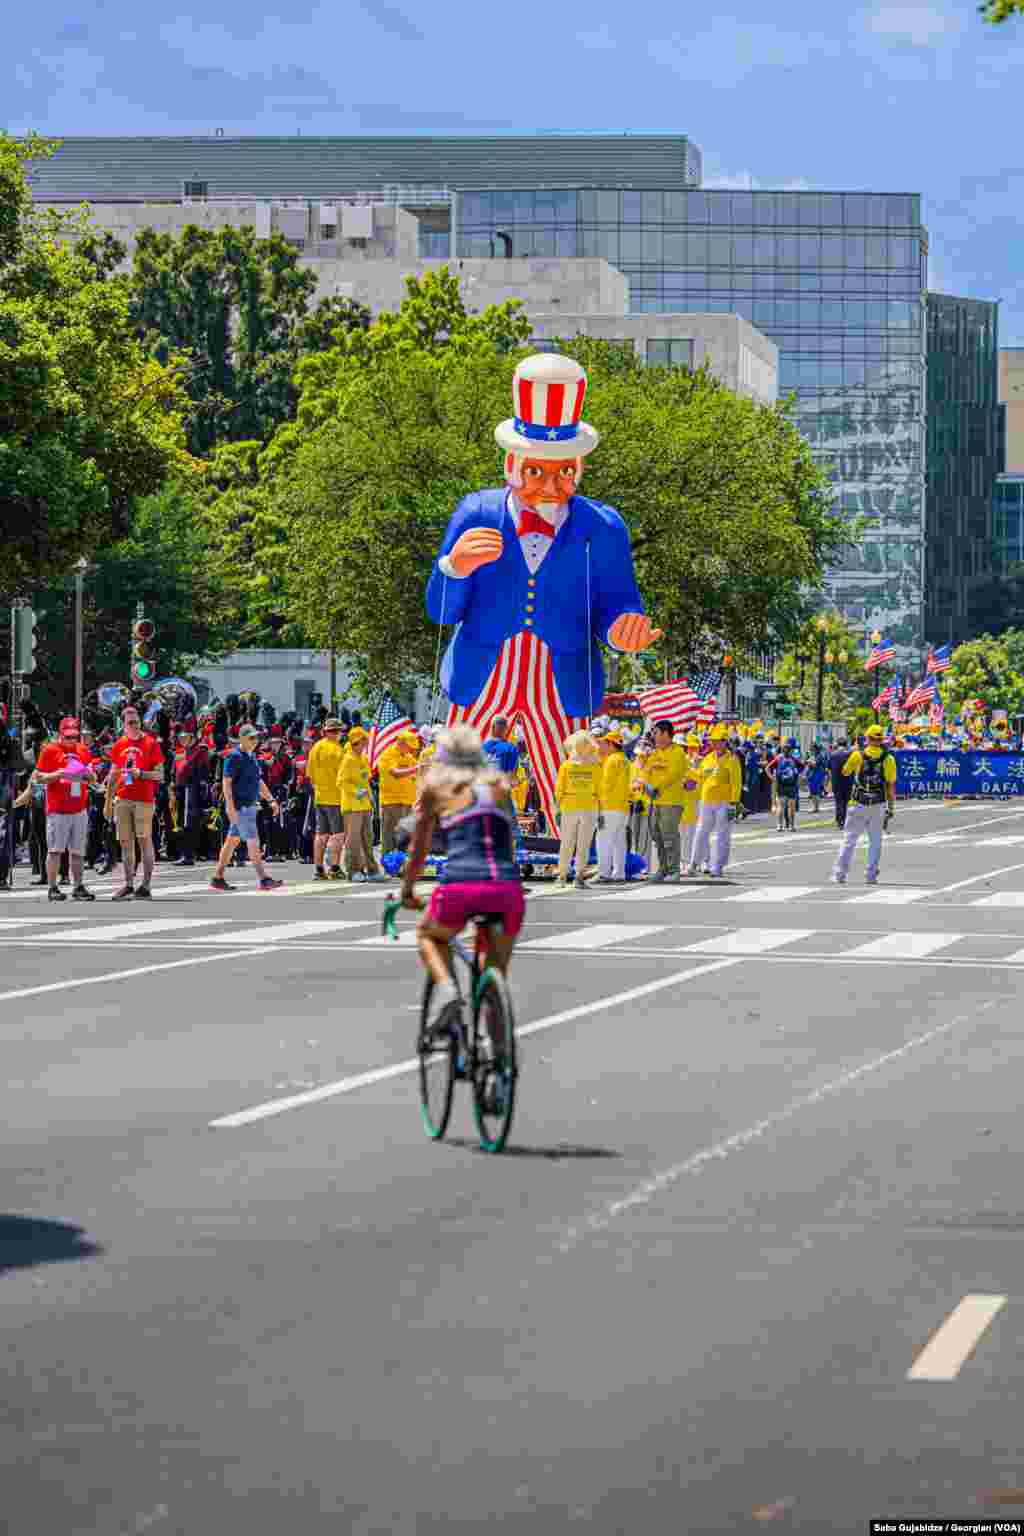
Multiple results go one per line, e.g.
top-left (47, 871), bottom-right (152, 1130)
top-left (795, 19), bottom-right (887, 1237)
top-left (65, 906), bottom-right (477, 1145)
top-left (852, 750), bottom-right (891, 806)
top-left (776, 758), bottom-right (799, 790)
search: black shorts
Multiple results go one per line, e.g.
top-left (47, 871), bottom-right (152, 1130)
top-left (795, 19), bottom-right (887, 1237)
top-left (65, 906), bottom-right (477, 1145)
top-left (315, 805), bottom-right (343, 835)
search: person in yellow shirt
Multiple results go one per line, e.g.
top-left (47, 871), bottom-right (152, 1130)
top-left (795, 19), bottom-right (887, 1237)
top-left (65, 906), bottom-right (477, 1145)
top-left (641, 719), bottom-right (697, 882)
top-left (377, 731), bottom-right (420, 853)
top-left (630, 740), bottom-right (653, 863)
top-left (510, 756), bottom-right (531, 815)
top-left (595, 729), bottom-right (631, 882)
top-left (679, 732), bottom-right (702, 873)
top-left (831, 723), bottom-right (896, 886)
top-left (684, 723), bottom-right (742, 878)
top-left (555, 730), bottom-right (601, 888)
top-left (337, 727), bottom-right (383, 882)
top-left (305, 718), bottom-right (346, 880)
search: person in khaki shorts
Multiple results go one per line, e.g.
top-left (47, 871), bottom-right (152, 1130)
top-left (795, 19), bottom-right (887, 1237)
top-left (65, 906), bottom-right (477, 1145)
top-left (306, 719), bottom-right (346, 880)
top-left (108, 705), bottom-right (165, 900)
top-left (338, 727), bottom-right (385, 882)
top-left (377, 731), bottom-right (420, 852)
top-left (642, 719), bottom-right (697, 883)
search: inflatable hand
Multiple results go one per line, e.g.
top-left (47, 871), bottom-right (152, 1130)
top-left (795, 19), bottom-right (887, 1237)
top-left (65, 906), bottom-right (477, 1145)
top-left (448, 528), bottom-right (504, 577)
top-left (609, 613), bottom-right (664, 652)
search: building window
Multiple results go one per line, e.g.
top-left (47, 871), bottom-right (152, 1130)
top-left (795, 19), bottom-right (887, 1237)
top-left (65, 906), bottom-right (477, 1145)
top-left (646, 339), bottom-right (693, 370)
top-left (183, 180), bottom-right (208, 201)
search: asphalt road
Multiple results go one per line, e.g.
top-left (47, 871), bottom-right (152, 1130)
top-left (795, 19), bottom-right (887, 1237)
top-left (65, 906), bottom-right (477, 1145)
top-left (5, 799), bottom-right (1024, 1533)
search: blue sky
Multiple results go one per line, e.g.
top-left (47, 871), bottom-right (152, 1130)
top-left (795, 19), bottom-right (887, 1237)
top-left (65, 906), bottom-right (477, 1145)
top-left (5, 0), bottom-right (1023, 340)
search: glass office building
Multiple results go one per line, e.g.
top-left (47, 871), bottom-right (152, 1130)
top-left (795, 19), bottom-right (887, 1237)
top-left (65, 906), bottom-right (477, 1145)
top-left (925, 294), bottom-right (1003, 644)
top-left (459, 188), bottom-right (928, 651)
top-left (995, 475), bottom-right (1024, 572)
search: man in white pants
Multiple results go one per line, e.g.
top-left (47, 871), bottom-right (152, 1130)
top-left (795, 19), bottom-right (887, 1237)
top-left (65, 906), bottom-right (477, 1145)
top-left (684, 725), bottom-right (741, 879)
top-left (595, 729), bottom-right (630, 882)
top-left (831, 724), bottom-right (895, 885)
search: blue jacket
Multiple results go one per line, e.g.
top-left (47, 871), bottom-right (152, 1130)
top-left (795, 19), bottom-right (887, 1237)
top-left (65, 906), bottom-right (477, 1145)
top-left (426, 489), bottom-right (645, 720)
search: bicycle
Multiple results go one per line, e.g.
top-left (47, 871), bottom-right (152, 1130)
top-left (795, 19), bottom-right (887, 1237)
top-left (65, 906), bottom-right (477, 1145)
top-left (382, 896), bottom-right (518, 1153)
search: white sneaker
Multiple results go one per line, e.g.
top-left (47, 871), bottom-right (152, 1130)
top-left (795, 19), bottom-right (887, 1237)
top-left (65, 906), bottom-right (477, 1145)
top-left (831, 874), bottom-right (846, 885)
top-left (353, 872), bottom-right (368, 884)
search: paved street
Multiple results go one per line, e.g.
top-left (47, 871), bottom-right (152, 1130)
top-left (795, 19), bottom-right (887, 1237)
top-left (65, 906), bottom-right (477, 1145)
top-left (5, 799), bottom-right (1024, 1532)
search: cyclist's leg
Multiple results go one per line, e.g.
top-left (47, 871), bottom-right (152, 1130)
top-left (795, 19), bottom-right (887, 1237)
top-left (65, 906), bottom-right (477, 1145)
top-left (416, 914), bottom-right (458, 986)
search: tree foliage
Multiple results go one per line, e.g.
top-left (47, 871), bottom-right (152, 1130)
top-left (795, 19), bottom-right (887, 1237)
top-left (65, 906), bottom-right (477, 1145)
top-left (125, 225), bottom-right (372, 455)
top-left (0, 132), bottom-right (194, 600)
top-left (940, 632), bottom-right (1024, 718)
top-left (774, 610), bottom-right (872, 720)
top-left (251, 286), bottom-right (846, 693)
top-left (979, 0), bottom-right (1023, 21)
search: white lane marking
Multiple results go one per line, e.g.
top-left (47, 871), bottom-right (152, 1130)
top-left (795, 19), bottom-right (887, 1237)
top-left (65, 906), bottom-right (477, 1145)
top-left (937, 860), bottom-right (1024, 895)
top-left (915, 834), bottom-right (966, 845)
top-left (973, 891), bottom-right (1024, 907)
top-left (522, 924), bottom-right (667, 950)
top-left (721, 886), bottom-right (817, 903)
top-left (907, 1295), bottom-right (1007, 1382)
top-left (357, 930), bottom-right (419, 947)
top-left (193, 919), bottom-right (375, 945)
top-left (845, 888), bottom-right (933, 906)
top-left (210, 957), bottom-right (742, 1127)
top-left (842, 931), bottom-right (963, 960)
top-left (47, 918), bottom-right (231, 941)
top-left (0, 917), bottom-right (86, 930)
top-left (558, 998), bottom-right (1003, 1252)
top-left (678, 927), bottom-right (813, 955)
top-left (977, 836), bottom-right (1024, 847)
top-left (590, 884), bottom-right (698, 901)
top-left (0, 947), bottom-right (283, 1005)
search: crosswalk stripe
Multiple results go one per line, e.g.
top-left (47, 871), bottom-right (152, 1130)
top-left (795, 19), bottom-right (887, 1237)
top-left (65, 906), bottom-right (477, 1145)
top-left (194, 919), bottom-right (376, 945)
top-left (973, 891), bottom-right (1024, 907)
top-left (0, 917), bottom-right (84, 930)
top-left (358, 930), bottom-right (419, 947)
top-left (842, 931), bottom-right (963, 960)
top-left (49, 918), bottom-right (231, 941)
top-left (522, 924), bottom-right (666, 950)
top-left (977, 836), bottom-right (1024, 847)
top-left (678, 928), bottom-right (813, 955)
top-left (591, 884), bottom-right (694, 901)
top-left (845, 888), bottom-right (933, 905)
top-left (721, 886), bottom-right (817, 903)
top-left (907, 1294), bottom-right (1006, 1381)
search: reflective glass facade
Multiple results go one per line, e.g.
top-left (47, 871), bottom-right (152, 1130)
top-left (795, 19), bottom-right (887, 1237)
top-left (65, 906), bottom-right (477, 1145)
top-left (925, 294), bottom-right (1002, 644)
top-left (995, 475), bottom-right (1024, 572)
top-left (458, 187), bottom-right (928, 651)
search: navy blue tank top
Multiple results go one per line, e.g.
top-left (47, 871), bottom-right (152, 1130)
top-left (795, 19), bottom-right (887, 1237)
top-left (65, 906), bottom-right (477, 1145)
top-left (440, 786), bottom-right (519, 885)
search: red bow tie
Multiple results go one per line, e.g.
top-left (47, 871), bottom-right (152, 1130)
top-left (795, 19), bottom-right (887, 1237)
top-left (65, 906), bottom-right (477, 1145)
top-left (516, 507), bottom-right (557, 539)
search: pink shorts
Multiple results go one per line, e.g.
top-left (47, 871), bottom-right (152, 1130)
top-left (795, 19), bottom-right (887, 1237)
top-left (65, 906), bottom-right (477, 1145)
top-left (427, 880), bottom-right (525, 938)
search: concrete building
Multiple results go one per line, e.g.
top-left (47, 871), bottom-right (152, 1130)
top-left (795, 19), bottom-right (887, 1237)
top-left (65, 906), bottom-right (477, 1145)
top-left (190, 649), bottom-right (430, 722)
top-left (1000, 348), bottom-right (1024, 474)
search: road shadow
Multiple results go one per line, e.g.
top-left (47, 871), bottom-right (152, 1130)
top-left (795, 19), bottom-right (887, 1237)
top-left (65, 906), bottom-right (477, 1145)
top-left (0, 1215), bottom-right (104, 1275)
top-left (450, 1139), bottom-right (621, 1161)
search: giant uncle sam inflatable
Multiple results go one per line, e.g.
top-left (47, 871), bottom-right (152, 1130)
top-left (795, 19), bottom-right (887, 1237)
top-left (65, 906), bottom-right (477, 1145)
top-left (426, 352), bottom-right (661, 830)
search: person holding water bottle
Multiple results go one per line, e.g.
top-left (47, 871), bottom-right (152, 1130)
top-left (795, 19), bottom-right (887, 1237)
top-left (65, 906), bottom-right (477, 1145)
top-left (108, 705), bottom-right (165, 900)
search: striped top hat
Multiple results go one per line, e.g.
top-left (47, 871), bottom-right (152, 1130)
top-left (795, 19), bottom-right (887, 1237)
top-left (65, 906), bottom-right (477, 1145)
top-left (495, 353), bottom-right (600, 460)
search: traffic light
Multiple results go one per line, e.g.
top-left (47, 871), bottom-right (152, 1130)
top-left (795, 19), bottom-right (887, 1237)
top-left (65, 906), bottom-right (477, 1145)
top-left (11, 606), bottom-right (38, 675)
top-left (131, 615), bottom-right (156, 687)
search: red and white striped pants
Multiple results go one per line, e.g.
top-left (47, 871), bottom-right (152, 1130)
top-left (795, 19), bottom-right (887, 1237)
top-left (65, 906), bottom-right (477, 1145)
top-left (446, 631), bottom-right (585, 834)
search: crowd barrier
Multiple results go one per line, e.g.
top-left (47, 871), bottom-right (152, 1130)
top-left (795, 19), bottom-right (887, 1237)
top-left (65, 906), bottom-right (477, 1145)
top-left (894, 750), bottom-right (1024, 798)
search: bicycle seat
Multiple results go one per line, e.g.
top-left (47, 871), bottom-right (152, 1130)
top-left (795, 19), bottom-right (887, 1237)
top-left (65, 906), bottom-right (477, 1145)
top-left (472, 913), bottom-right (505, 928)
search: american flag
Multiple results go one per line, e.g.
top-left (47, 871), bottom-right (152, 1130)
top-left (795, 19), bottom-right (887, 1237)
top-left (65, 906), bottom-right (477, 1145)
top-left (905, 674), bottom-right (937, 710)
top-left (872, 682), bottom-right (895, 712)
top-left (865, 638), bottom-right (896, 671)
top-left (926, 643), bottom-right (952, 674)
top-left (367, 693), bottom-right (413, 770)
top-left (636, 670), bottom-right (721, 735)
top-left (929, 698), bottom-right (944, 726)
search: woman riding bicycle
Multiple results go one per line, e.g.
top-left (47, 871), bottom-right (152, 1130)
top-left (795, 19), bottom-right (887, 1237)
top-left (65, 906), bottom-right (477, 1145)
top-left (400, 724), bottom-right (524, 1035)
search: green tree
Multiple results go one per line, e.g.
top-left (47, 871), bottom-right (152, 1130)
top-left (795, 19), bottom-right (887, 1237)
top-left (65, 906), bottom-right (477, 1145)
top-left (125, 225), bottom-right (372, 455)
top-left (0, 132), bottom-right (194, 600)
top-left (774, 611), bottom-right (871, 720)
top-left (979, 0), bottom-right (1023, 21)
top-left (263, 311), bottom-right (844, 693)
top-left (940, 634), bottom-right (1024, 718)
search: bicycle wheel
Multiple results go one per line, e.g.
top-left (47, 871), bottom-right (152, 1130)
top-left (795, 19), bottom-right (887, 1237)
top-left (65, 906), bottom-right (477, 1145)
top-left (471, 969), bottom-right (517, 1153)
top-left (417, 978), bottom-right (456, 1141)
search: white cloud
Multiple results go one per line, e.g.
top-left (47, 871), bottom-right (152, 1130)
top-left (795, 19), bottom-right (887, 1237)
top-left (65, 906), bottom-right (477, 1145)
top-left (702, 166), bottom-right (812, 191)
top-left (865, 3), bottom-right (964, 45)
top-left (650, 19), bottom-right (841, 89)
top-left (577, 22), bottom-right (616, 50)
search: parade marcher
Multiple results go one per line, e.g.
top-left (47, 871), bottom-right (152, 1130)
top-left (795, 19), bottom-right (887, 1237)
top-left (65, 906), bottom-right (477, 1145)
top-left (210, 725), bottom-right (284, 892)
top-left (829, 739), bottom-right (852, 829)
top-left (338, 726), bottom-right (383, 882)
top-left (679, 732), bottom-right (702, 874)
top-left (642, 719), bottom-right (692, 882)
top-left (831, 723), bottom-right (896, 886)
top-left (173, 726), bottom-right (209, 866)
top-left (426, 352), bottom-right (661, 835)
top-left (34, 717), bottom-right (98, 902)
top-left (684, 723), bottom-right (742, 879)
top-left (108, 705), bottom-right (166, 901)
top-left (306, 718), bottom-right (346, 880)
top-left (771, 742), bottom-right (802, 831)
top-left (259, 728), bottom-right (293, 862)
top-left (595, 729), bottom-right (630, 883)
top-left (807, 744), bottom-right (828, 814)
top-left (377, 730), bottom-right (420, 853)
top-left (629, 734), bottom-right (654, 863)
top-left (555, 730), bottom-right (601, 889)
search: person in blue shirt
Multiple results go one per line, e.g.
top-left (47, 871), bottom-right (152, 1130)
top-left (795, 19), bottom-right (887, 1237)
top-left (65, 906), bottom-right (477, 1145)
top-left (482, 717), bottom-right (520, 777)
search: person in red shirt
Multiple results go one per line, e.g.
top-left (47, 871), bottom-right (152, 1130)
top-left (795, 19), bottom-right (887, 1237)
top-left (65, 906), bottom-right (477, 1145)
top-left (173, 726), bottom-right (209, 866)
top-left (108, 704), bottom-right (165, 900)
top-left (33, 716), bottom-right (98, 902)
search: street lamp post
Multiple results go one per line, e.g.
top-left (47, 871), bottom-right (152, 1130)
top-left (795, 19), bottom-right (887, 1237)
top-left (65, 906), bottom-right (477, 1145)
top-left (815, 615), bottom-right (829, 723)
top-left (74, 556), bottom-right (90, 722)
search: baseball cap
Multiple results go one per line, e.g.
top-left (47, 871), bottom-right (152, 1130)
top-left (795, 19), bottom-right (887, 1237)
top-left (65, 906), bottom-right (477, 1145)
top-left (866, 723), bottom-right (885, 740)
top-left (59, 716), bottom-right (80, 735)
top-left (239, 724), bottom-right (259, 739)
top-left (347, 726), bottom-right (368, 744)
top-left (324, 717), bottom-right (343, 731)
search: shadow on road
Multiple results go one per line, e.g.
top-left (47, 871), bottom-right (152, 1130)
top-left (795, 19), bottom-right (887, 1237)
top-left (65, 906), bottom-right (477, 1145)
top-left (450, 1139), bottom-right (621, 1161)
top-left (0, 1214), bottom-right (104, 1275)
